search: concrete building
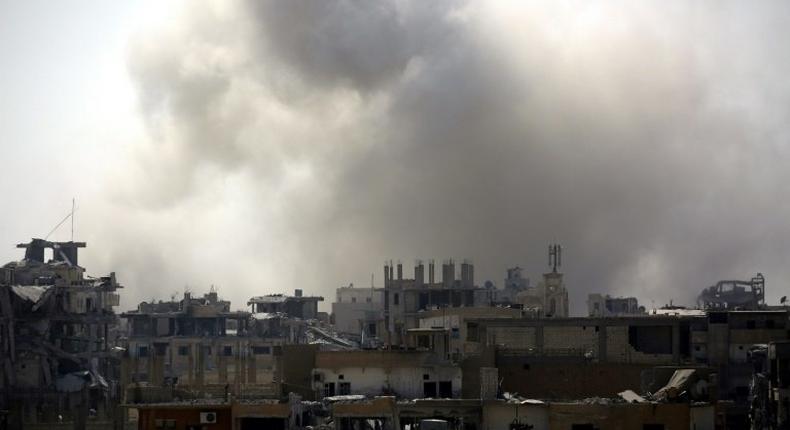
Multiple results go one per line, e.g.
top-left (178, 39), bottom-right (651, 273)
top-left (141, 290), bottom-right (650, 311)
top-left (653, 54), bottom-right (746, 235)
top-left (587, 294), bottom-right (645, 317)
top-left (312, 350), bottom-right (462, 400)
top-left (121, 291), bottom-right (281, 402)
top-left (382, 259), bottom-right (492, 347)
top-left (247, 290), bottom-right (323, 320)
top-left (331, 285), bottom-right (384, 345)
top-left (0, 238), bottom-right (124, 429)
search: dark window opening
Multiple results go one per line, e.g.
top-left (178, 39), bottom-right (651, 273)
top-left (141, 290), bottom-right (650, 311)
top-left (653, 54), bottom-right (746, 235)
top-left (419, 292), bottom-right (429, 310)
top-left (423, 374), bottom-right (430, 380)
top-left (767, 320), bottom-right (776, 329)
top-left (178, 346), bottom-right (189, 356)
top-left (339, 382), bottom-right (351, 395)
top-left (439, 381), bottom-right (452, 398)
top-left (643, 425), bottom-right (665, 430)
top-left (138, 346), bottom-right (149, 357)
top-left (223, 346), bottom-right (233, 356)
top-left (252, 346), bottom-right (271, 355)
top-left (368, 323), bottom-right (377, 336)
top-left (423, 382), bottom-right (437, 398)
top-left (747, 320), bottom-right (756, 330)
top-left (709, 312), bottom-right (728, 324)
top-left (467, 323), bottom-right (479, 342)
top-left (324, 382), bottom-right (336, 397)
top-left (418, 335), bottom-right (430, 349)
top-left (627, 326), bottom-right (673, 354)
top-left (338, 374), bottom-right (344, 380)
top-left (523, 364), bottom-right (530, 370)
top-left (394, 293), bottom-right (399, 306)
top-left (571, 425), bottom-right (597, 430)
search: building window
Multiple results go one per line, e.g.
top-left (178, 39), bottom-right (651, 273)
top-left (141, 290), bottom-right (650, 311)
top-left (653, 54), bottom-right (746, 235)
top-left (338, 374), bottom-right (344, 380)
top-left (767, 319), bottom-right (776, 329)
top-left (351, 297), bottom-right (357, 303)
top-left (467, 323), bottom-right (479, 341)
top-left (252, 346), bottom-right (271, 355)
top-left (178, 346), bottom-right (189, 356)
top-left (747, 320), bottom-right (756, 330)
top-left (418, 335), bottom-right (430, 349)
top-left (324, 382), bottom-right (336, 397)
top-left (451, 328), bottom-right (459, 339)
top-left (138, 346), bottom-right (149, 357)
top-left (366, 297), bottom-right (372, 303)
top-left (423, 382), bottom-right (437, 398)
top-left (339, 382), bottom-right (351, 395)
top-left (643, 425), bottom-right (665, 430)
top-left (223, 346), bottom-right (233, 356)
top-left (394, 294), bottom-right (399, 305)
top-left (439, 381), bottom-right (452, 398)
top-left (368, 323), bottom-right (377, 336)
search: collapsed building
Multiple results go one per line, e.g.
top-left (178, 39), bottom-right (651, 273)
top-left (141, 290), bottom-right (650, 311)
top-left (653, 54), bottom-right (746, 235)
top-left (697, 273), bottom-right (765, 310)
top-left (0, 238), bottom-right (123, 429)
top-left (587, 294), bottom-right (645, 317)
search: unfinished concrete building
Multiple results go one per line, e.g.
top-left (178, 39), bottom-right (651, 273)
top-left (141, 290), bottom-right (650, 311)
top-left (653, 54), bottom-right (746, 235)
top-left (382, 259), bottom-right (492, 346)
top-left (0, 238), bottom-right (123, 429)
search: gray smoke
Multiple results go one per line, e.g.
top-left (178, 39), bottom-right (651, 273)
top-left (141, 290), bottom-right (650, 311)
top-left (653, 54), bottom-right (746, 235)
top-left (83, 0), bottom-right (790, 313)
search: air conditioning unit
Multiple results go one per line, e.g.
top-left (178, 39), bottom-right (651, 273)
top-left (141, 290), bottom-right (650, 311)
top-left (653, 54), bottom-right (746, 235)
top-left (200, 412), bottom-right (217, 424)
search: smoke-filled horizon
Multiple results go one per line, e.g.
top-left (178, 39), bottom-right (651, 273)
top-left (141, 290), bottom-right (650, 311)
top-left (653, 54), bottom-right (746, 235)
top-left (6, 1), bottom-right (790, 315)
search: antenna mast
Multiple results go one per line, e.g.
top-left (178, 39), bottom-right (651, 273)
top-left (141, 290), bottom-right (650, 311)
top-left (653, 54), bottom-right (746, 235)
top-left (71, 198), bottom-right (75, 241)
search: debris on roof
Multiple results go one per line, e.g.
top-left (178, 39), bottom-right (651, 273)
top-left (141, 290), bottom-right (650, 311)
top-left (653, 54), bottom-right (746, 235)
top-left (618, 390), bottom-right (647, 404)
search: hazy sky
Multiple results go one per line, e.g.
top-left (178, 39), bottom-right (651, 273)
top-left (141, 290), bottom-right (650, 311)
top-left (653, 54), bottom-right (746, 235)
top-left (2, 1), bottom-right (790, 314)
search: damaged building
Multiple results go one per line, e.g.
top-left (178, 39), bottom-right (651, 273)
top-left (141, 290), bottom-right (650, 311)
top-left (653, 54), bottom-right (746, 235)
top-left (121, 290), bottom-right (281, 403)
top-left (382, 259), bottom-right (493, 346)
top-left (0, 238), bottom-right (123, 429)
top-left (331, 285), bottom-right (384, 347)
top-left (697, 273), bottom-right (766, 310)
top-left (587, 294), bottom-right (645, 317)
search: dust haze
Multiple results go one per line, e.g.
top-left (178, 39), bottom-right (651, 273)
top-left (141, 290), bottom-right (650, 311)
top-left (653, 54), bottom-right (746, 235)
top-left (76, 1), bottom-right (790, 313)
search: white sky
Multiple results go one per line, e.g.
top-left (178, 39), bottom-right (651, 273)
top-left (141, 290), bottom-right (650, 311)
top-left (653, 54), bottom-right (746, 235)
top-left (0, 1), bottom-right (167, 261)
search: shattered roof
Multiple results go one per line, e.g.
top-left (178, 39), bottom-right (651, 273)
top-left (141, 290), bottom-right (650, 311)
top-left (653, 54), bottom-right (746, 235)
top-left (252, 312), bottom-right (285, 320)
top-left (248, 294), bottom-right (324, 304)
top-left (10, 285), bottom-right (52, 304)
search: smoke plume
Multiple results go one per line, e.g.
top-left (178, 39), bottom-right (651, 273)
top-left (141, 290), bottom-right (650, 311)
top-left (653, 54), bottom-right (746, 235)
top-left (82, 1), bottom-right (790, 313)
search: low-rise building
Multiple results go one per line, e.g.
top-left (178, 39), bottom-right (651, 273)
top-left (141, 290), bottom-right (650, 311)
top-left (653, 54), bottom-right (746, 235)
top-left (331, 285), bottom-right (384, 345)
top-left (312, 350), bottom-right (462, 399)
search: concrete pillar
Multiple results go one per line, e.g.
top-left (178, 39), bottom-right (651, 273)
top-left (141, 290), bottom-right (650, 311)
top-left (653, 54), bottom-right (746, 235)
top-left (672, 323), bottom-right (680, 363)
